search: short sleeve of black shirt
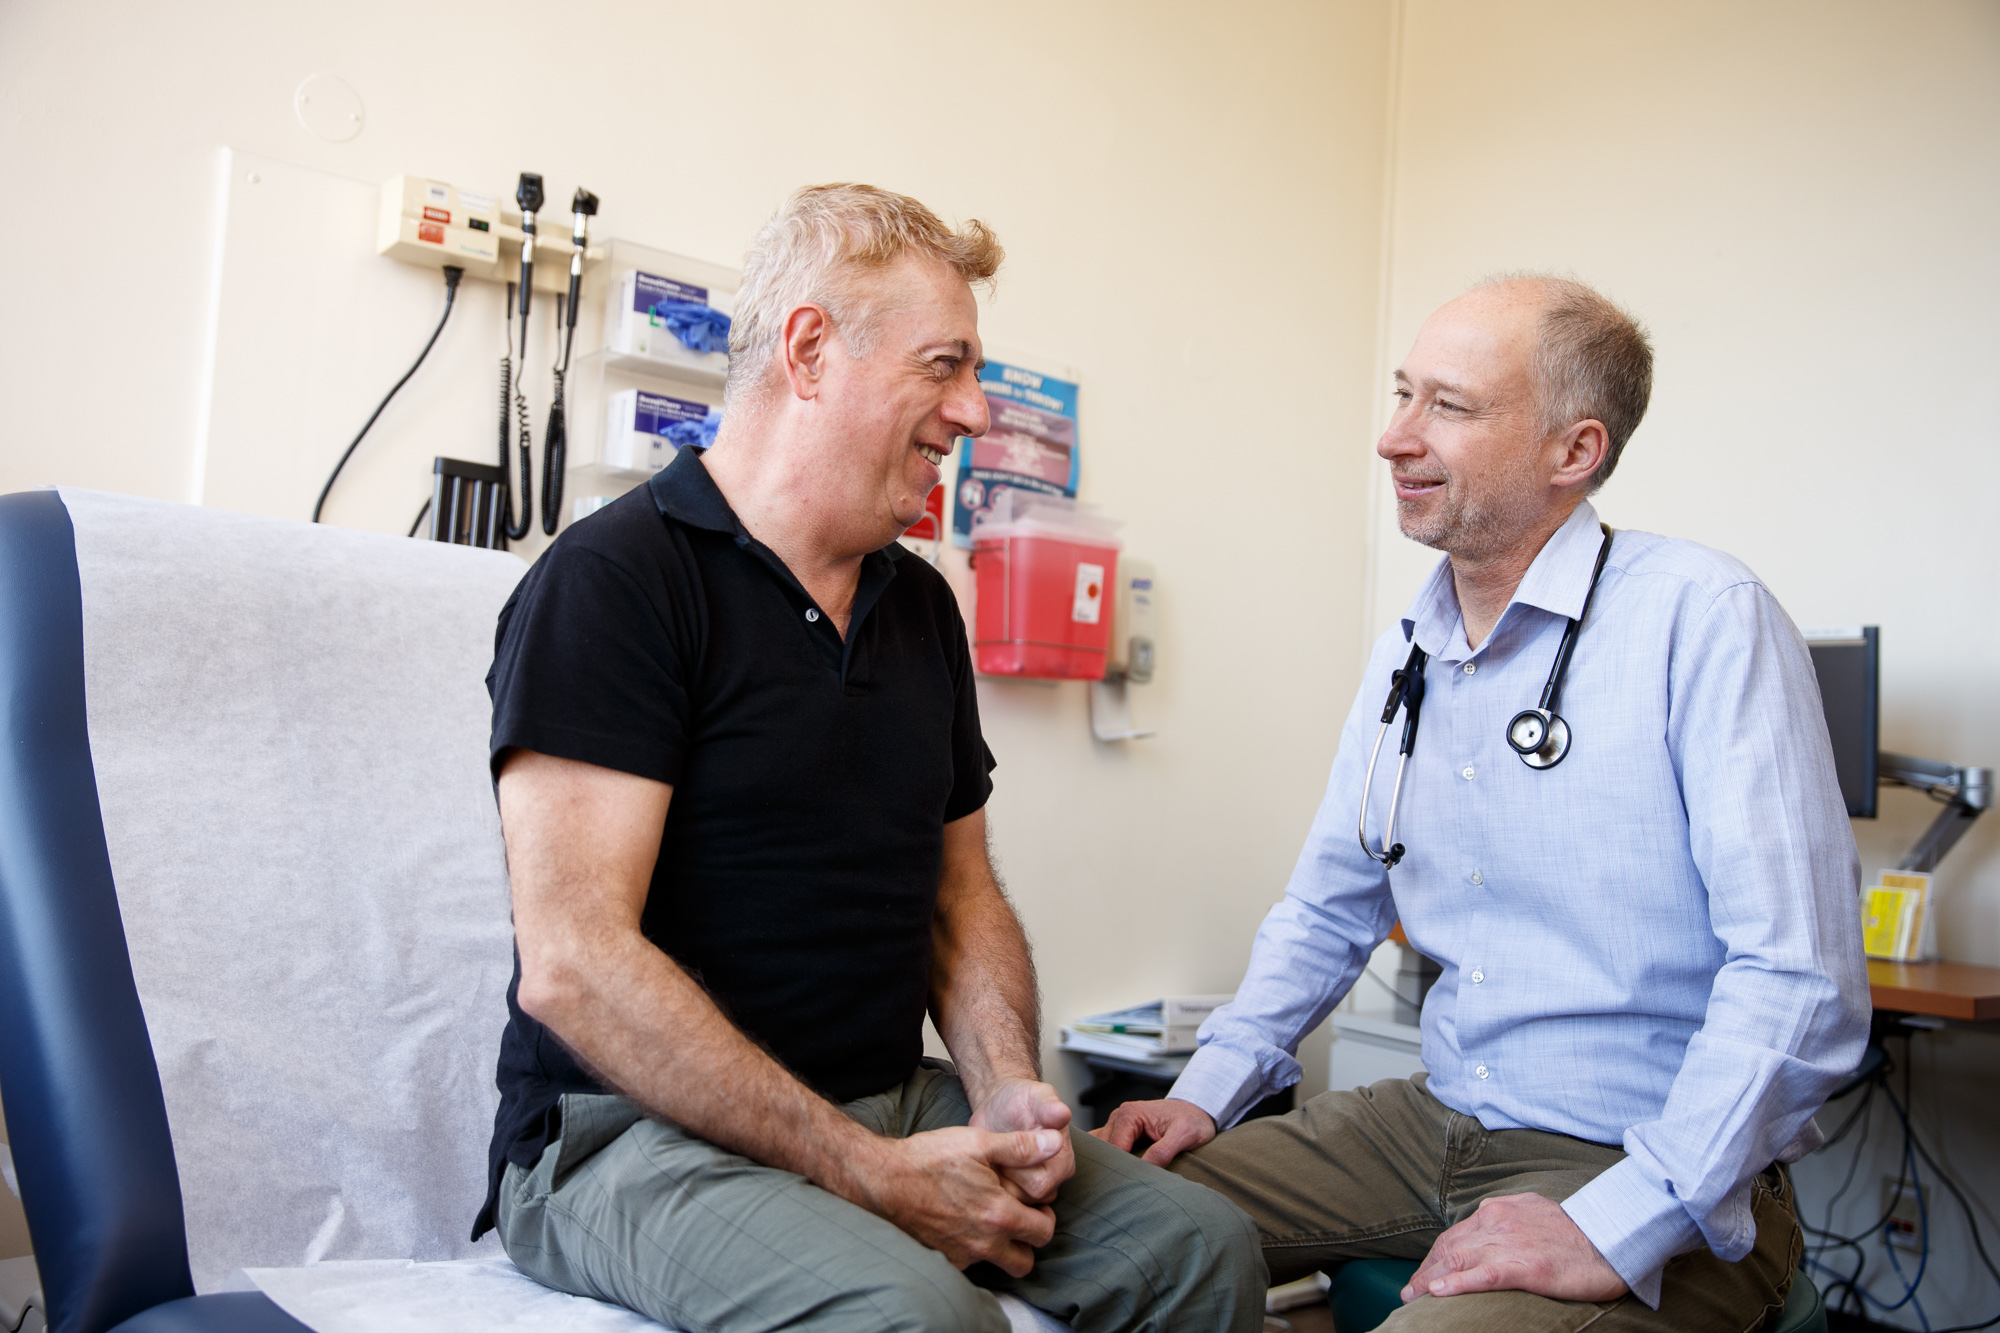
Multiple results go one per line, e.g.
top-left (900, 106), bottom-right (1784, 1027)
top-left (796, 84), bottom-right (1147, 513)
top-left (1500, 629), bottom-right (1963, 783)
top-left (487, 514), bottom-right (700, 787)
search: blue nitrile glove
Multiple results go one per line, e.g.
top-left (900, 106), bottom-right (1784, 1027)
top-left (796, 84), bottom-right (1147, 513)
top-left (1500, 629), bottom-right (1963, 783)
top-left (663, 411), bottom-right (722, 451)
top-left (651, 299), bottom-right (732, 354)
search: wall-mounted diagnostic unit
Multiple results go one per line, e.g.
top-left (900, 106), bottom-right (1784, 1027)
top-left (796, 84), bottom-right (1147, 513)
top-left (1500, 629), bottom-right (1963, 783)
top-left (376, 174), bottom-right (602, 290)
top-left (349, 172), bottom-right (741, 546)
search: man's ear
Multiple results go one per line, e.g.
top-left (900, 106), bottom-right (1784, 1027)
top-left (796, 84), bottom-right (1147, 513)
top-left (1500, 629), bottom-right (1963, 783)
top-left (1552, 419), bottom-right (1611, 491)
top-left (780, 303), bottom-right (833, 402)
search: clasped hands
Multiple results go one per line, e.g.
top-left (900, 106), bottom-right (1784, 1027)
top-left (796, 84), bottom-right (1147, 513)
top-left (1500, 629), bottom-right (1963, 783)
top-left (854, 1076), bottom-right (1074, 1278)
top-left (1090, 1097), bottom-right (1628, 1306)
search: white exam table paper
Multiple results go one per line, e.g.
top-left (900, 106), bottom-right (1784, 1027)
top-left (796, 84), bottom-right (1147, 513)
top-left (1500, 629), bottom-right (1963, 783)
top-left (237, 1260), bottom-right (1069, 1333)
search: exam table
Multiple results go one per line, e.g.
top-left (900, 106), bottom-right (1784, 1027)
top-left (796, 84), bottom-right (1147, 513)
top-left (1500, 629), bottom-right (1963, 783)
top-left (0, 489), bottom-right (1064, 1333)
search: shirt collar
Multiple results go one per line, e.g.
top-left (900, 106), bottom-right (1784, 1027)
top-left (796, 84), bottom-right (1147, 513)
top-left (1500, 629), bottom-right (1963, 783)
top-left (1400, 499), bottom-right (1603, 654)
top-left (645, 444), bottom-right (907, 564)
top-left (1510, 499), bottom-right (1604, 621)
top-left (648, 445), bottom-right (740, 535)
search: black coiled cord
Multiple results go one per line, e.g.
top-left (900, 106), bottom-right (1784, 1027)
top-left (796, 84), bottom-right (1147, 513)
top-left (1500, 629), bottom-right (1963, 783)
top-left (498, 284), bottom-right (533, 543)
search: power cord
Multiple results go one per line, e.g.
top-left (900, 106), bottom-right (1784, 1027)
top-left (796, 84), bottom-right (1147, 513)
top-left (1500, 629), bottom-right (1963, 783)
top-left (313, 266), bottom-right (463, 524)
top-left (1802, 1031), bottom-right (2000, 1331)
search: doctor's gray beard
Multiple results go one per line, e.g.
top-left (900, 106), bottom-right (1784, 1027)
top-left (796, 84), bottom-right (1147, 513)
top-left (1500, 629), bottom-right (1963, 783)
top-left (1396, 477), bottom-right (1548, 562)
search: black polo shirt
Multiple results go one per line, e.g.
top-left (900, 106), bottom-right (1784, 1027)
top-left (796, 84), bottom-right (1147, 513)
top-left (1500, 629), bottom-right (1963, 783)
top-left (472, 446), bottom-right (994, 1238)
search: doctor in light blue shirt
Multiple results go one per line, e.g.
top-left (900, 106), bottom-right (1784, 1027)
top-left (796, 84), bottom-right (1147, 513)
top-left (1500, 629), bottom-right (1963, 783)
top-left (1095, 276), bottom-right (1868, 1327)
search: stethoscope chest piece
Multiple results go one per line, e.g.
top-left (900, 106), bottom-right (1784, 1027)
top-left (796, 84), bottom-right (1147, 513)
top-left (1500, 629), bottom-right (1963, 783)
top-left (1359, 523), bottom-right (1611, 864)
top-left (1507, 707), bottom-right (1571, 769)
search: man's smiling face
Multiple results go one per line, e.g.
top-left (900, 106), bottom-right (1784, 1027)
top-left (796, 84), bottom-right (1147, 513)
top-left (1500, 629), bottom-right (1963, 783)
top-left (812, 256), bottom-right (990, 549)
top-left (1376, 286), bottom-right (1558, 560)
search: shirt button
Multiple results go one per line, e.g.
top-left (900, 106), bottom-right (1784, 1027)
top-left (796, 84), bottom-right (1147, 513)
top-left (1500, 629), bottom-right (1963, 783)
top-left (1471, 970), bottom-right (1485, 984)
top-left (1470, 870), bottom-right (1484, 886)
top-left (1475, 1064), bottom-right (1490, 1079)
top-left (1463, 662), bottom-right (1476, 675)
top-left (1462, 766), bottom-right (1475, 780)
top-left (804, 608), bottom-right (820, 623)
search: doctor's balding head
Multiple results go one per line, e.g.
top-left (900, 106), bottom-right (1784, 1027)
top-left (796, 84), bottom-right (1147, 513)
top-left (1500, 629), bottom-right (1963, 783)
top-left (1379, 276), bottom-right (1652, 559)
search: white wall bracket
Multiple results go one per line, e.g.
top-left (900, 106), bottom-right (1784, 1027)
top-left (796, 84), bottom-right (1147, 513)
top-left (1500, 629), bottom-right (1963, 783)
top-left (1090, 676), bottom-right (1155, 742)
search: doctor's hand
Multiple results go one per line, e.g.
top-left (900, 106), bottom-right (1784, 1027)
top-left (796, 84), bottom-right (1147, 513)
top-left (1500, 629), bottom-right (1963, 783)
top-left (1089, 1097), bottom-right (1216, 1167)
top-left (970, 1078), bottom-right (1076, 1204)
top-left (1402, 1193), bottom-right (1628, 1304)
top-left (852, 1125), bottom-right (1064, 1276)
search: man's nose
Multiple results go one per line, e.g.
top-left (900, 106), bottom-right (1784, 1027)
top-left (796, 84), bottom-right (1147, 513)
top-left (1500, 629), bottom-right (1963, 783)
top-left (947, 368), bottom-right (991, 439)
top-left (1377, 409), bottom-right (1423, 462)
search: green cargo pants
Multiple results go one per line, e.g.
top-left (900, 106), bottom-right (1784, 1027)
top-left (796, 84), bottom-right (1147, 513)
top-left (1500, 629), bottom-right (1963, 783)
top-left (495, 1062), bottom-right (1267, 1332)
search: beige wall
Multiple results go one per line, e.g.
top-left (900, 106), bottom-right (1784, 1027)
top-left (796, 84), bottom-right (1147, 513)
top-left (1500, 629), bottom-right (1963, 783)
top-left (0, 0), bottom-right (1396, 1104)
top-left (7, 0), bottom-right (1994, 1310)
top-left (1370, 0), bottom-right (2000, 959)
top-left (1373, 3), bottom-right (2000, 1323)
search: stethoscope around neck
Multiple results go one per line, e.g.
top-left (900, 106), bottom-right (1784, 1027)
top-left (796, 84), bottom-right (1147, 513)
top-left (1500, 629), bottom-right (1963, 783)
top-left (1359, 524), bottom-right (1614, 870)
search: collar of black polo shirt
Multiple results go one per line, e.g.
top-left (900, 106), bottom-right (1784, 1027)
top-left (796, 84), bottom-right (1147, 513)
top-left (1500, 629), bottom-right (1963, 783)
top-left (647, 447), bottom-right (905, 682)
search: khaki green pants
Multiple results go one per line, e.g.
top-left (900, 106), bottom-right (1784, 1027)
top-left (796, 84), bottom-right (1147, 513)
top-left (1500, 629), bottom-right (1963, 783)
top-left (495, 1062), bottom-right (1267, 1333)
top-left (1170, 1075), bottom-right (1800, 1332)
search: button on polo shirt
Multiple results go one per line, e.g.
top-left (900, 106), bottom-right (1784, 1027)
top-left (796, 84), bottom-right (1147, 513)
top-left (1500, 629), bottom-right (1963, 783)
top-left (474, 446), bottom-right (995, 1240)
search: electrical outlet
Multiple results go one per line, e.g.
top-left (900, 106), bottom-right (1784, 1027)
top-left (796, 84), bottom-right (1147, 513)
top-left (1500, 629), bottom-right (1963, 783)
top-left (1882, 1178), bottom-right (1927, 1252)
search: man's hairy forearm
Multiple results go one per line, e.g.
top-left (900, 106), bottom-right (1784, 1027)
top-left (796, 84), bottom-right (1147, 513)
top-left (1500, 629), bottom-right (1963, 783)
top-left (523, 920), bottom-right (882, 1194)
top-left (501, 752), bottom-right (884, 1201)
top-left (929, 824), bottom-right (1041, 1108)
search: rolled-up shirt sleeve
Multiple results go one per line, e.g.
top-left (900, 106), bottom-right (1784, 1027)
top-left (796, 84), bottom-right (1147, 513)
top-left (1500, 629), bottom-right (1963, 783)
top-left (1560, 581), bottom-right (1870, 1304)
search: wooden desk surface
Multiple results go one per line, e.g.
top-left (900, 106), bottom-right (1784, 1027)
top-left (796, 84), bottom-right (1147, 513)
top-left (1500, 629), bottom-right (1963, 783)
top-left (1866, 960), bottom-right (2000, 1022)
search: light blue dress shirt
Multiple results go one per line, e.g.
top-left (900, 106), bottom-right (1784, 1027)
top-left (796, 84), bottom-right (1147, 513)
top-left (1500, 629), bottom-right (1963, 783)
top-left (1170, 501), bottom-right (1870, 1306)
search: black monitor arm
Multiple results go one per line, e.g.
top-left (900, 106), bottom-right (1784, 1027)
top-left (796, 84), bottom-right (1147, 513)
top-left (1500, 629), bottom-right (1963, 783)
top-left (1879, 752), bottom-right (1992, 873)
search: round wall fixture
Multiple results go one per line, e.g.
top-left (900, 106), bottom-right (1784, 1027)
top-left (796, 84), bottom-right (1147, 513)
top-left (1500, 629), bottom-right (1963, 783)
top-left (294, 73), bottom-right (365, 143)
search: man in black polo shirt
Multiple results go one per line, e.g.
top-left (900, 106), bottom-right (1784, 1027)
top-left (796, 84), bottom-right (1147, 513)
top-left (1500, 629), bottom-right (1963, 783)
top-left (472, 184), bottom-right (1265, 1332)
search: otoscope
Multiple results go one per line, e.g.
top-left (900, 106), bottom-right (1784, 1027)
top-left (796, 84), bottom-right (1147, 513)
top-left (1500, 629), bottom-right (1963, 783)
top-left (540, 187), bottom-right (597, 536)
top-left (499, 171), bottom-right (544, 543)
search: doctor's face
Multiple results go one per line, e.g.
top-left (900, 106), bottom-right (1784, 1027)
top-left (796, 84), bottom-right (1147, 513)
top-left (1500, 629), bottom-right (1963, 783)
top-left (1376, 287), bottom-right (1560, 561)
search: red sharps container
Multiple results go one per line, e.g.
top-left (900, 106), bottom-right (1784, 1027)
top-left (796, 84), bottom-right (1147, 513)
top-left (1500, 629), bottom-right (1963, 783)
top-left (971, 495), bottom-right (1123, 679)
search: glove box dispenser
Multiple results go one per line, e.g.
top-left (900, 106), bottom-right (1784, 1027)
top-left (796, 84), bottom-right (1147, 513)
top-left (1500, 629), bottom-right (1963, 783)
top-left (971, 497), bottom-right (1122, 679)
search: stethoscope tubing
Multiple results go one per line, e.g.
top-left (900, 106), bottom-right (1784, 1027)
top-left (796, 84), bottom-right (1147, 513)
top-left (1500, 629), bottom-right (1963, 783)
top-left (1359, 524), bottom-right (1613, 869)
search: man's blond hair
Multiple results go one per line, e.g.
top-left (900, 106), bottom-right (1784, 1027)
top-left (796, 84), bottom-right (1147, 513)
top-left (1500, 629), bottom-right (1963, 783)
top-left (725, 184), bottom-right (1004, 408)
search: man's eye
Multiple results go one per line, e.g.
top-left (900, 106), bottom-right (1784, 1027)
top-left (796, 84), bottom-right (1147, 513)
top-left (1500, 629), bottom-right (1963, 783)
top-left (932, 358), bottom-right (959, 378)
top-left (1436, 399), bottom-right (1462, 413)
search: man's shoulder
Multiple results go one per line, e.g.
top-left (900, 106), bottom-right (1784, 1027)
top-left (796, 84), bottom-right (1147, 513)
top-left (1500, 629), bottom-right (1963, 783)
top-left (495, 486), bottom-right (702, 650)
top-left (1606, 527), bottom-right (1767, 605)
top-left (888, 545), bottom-right (959, 602)
top-left (553, 484), bottom-right (682, 565)
top-left (520, 485), bottom-right (712, 603)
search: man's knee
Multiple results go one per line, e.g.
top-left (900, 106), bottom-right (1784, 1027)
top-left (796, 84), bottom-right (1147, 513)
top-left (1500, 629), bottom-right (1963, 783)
top-left (1088, 1138), bottom-right (1267, 1291)
top-left (836, 1270), bottom-right (1008, 1333)
top-left (1167, 1167), bottom-right (1266, 1280)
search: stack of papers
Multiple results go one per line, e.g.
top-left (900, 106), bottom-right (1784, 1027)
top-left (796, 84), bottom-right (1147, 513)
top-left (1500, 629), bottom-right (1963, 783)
top-left (1059, 995), bottom-right (1232, 1060)
top-left (1861, 871), bottom-right (1932, 961)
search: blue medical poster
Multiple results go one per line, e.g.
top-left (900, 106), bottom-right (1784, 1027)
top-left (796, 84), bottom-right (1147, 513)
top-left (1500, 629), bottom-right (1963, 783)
top-left (950, 360), bottom-right (1080, 547)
